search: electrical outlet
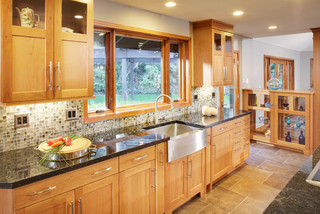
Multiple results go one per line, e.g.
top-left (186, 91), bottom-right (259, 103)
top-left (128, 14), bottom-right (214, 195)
top-left (14, 114), bottom-right (29, 128)
top-left (212, 92), bottom-right (216, 98)
top-left (66, 108), bottom-right (78, 121)
top-left (193, 94), bottom-right (198, 101)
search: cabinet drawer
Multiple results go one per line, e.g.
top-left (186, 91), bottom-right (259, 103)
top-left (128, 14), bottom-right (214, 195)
top-left (233, 115), bottom-right (250, 128)
top-left (232, 129), bottom-right (243, 138)
top-left (232, 137), bottom-right (244, 148)
top-left (14, 157), bottom-right (118, 210)
top-left (211, 121), bottom-right (233, 136)
top-left (119, 146), bottom-right (155, 171)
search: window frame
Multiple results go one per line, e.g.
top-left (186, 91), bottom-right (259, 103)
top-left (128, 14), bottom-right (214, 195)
top-left (83, 21), bottom-right (192, 123)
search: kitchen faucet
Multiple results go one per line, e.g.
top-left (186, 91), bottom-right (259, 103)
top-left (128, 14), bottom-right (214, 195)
top-left (155, 94), bottom-right (174, 124)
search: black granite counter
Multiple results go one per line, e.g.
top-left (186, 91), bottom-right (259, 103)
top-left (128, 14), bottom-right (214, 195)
top-left (0, 108), bottom-right (250, 189)
top-left (264, 145), bottom-right (320, 214)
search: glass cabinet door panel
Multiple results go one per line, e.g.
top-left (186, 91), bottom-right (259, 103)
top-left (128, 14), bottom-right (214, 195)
top-left (278, 63), bottom-right (284, 89)
top-left (214, 33), bottom-right (222, 51)
top-left (254, 110), bottom-right (271, 138)
top-left (278, 114), bottom-right (305, 144)
top-left (293, 97), bottom-right (306, 112)
top-left (62, 0), bottom-right (87, 34)
top-left (13, 0), bottom-right (46, 29)
top-left (277, 96), bottom-right (289, 110)
top-left (225, 35), bottom-right (232, 52)
top-left (223, 86), bottom-right (234, 108)
top-left (260, 94), bottom-right (270, 108)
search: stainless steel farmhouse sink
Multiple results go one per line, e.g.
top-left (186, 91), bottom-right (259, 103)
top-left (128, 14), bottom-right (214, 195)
top-left (145, 123), bottom-right (207, 162)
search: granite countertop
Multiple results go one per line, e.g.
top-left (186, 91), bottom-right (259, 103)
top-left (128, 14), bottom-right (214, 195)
top-left (264, 145), bottom-right (320, 214)
top-left (0, 108), bottom-right (250, 189)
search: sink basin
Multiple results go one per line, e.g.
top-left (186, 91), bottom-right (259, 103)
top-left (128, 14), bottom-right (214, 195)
top-left (145, 123), bottom-right (207, 162)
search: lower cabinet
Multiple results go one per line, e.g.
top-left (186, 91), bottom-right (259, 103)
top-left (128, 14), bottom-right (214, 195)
top-left (211, 131), bottom-right (232, 182)
top-left (75, 174), bottom-right (119, 214)
top-left (15, 191), bottom-right (74, 214)
top-left (164, 149), bottom-right (205, 213)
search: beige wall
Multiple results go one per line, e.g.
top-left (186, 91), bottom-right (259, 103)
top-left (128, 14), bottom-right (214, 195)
top-left (94, 0), bottom-right (190, 37)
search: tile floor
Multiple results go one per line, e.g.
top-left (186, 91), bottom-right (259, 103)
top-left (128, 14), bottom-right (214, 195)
top-left (173, 142), bottom-right (308, 214)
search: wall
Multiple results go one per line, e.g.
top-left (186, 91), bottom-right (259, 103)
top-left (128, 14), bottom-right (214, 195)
top-left (241, 38), bottom-right (302, 90)
top-left (300, 51), bottom-right (313, 90)
top-left (94, 0), bottom-right (190, 37)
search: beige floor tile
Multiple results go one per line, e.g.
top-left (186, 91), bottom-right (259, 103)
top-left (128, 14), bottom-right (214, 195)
top-left (216, 173), bottom-right (244, 190)
top-left (257, 160), bottom-right (298, 176)
top-left (283, 155), bottom-right (308, 168)
top-left (231, 198), bottom-right (268, 214)
top-left (230, 178), bottom-right (280, 205)
top-left (200, 186), bottom-right (246, 212)
top-left (251, 143), bottom-right (279, 152)
top-left (231, 165), bottom-right (272, 183)
top-left (173, 197), bottom-right (208, 214)
top-left (263, 173), bottom-right (292, 190)
top-left (198, 204), bottom-right (229, 214)
top-left (253, 149), bottom-right (289, 163)
top-left (245, 155), bottom-right (266, 167)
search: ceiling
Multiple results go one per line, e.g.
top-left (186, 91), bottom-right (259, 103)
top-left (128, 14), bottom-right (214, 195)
top-left (255, 32), bottom-right (313, 52)
top-left (110, 0), bottom-right (320, 38)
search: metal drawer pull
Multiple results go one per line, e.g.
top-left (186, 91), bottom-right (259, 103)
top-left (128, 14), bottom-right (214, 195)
top-left (235, 131), bottom-right (241, 135)
top-left (235, 147), bottom-right (241, 152)
top-left (70, 202), bottom-right (74, 214)
top-left (235, 140), bottom-right (241, 144)
top-left (244, 127), bottom-right (250, 131)
top-left (235, 121), bottom-right (241, 125)
top-left (133, 155), bottom-right (147, 161)
top-left (245, 143), bottom-right (250, 146)
top-left (220, 127), bottom-right (227, 131)
top-left (94, 167), bottom-right (112, 175)
top-left (185, 161), bottom-right (189, 179)
top-left (79, 198), bottom-right (83, 214)
top-left (244, 136), bottom-right (249, 140)
top-left (190, 160), bottom-right (193, 179)
top-left (30, 186), bottom-right (56, 196)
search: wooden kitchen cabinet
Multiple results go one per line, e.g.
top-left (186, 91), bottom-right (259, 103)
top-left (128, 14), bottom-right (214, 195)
top-left (193, 19), bottom-right (234, 87)
top-left (243, 89), bottom-right (314, 155)
top-left (119, 161), bottom-right (156, 214)
top-left (75, 174), bottom-right (119, 214)
top-left (211, 131), bottom-right (232, 182)
top-left (0, 0), bottom-right (93, 104)
top-left (187, 150), bottom-right (205, 197)
top-left (15, 191), bottom-right (74, 214)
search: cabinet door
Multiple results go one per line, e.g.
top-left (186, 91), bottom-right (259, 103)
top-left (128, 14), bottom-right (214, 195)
top-left (165, 156), bottom-right (188, 211)
top-left (187, 150), bottom-right (205, 197)
top-left (75, 174), bottom-right (119, 214)
top-left (211, 131), bottom-right (232, 181)
top-left (15, 191), bottom-right (74, 214)
top-left (212, 30), bottom-right (224, 86)
top-left (2, 0), bottom-right (54, 103)
top-left (119, 161), bottom-right (156, 214)
top-left (224, 32), bottom-right (234, 85)
top-left (53, 0), bottom-right (93, 99)
top-left (156, 143), bottom-right (166, 214)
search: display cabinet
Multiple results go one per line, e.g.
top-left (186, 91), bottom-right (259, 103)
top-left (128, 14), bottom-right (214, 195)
top-left (243, 89), bottom-right (314, 155)
top-left (1, 0), bottom-right (94, 104)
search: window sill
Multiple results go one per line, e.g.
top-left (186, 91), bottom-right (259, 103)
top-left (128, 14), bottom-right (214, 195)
top-left (83, 101), bottom-right (192, 124)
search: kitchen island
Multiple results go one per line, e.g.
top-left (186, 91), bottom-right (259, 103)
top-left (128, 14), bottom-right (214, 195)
top-left (264, 144), bottom-right (320, 213)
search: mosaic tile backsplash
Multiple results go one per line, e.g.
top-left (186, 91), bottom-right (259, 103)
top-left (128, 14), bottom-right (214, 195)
top-left (0, 87), bottom-right (217, 152)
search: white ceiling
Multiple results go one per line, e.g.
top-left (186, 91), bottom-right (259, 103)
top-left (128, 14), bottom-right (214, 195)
top-left (254, 32), bottom-right (313, 52)
top-left (110, 0), bottom-right (320, 38)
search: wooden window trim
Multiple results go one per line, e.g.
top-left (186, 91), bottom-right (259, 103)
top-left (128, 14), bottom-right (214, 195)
top-left (83, 21), bottom-right (192, 124)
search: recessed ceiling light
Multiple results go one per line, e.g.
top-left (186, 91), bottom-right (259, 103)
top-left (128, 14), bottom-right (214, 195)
top-left (74, 15), bottom-right (83, 19)
top-left (165, 1), bottom-right (176, 7)
top-left (233, 11), bottom-right (243, 16)
top-left (268, 25), bottom-right (277, 30)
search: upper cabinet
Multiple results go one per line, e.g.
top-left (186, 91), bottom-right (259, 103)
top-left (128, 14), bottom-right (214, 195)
top-left (1, 0), bottom-right (93, 104)
top-left (193, 19), bottom-right (234, 87)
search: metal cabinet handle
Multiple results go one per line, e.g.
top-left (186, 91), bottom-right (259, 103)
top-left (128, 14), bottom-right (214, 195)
top-left (78, 198), bottom-right (83, 214)
top-left (235, 121), bottom-right (242, 125)
top-left (244, 127), bottom-right (250, 131)
top-left (190, 160), bottom-right (193, 179)
top-left (70, 202), bottom-right (74, 214)
top-left (235, 140), bottom-right (241, 144)
top-left (160, 151), bottom-right (164, 166)
top-left (57, 62), bottom-right (61, 90)
top-left (94, 167), bottom-right (112, 175)
top-left (30, 186), bottom-right (56, 196)
top-left (185, 161), bottom-right (189, 179)
top-left (213, 144), bottom-right (216, 159)
top-left (133, 155), bottom-right (147, 161)
top-left (152, 168), bottom-right (156, 190)
top-left (49, 61), bottom-right (53, 90)
top-left (235, 131), bottom-right (242, 135)
top-left (220, 127), bottom-right (227, 131)
top-left (245, 143), bottom-right (250, 147)
top-left (244, 136), bottom-right (249, 140)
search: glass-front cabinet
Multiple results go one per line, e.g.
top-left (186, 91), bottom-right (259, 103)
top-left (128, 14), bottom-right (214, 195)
top-left (1, 0), bottom-right (93, 103)
top-left (243, 89), bottom-right (314, 155)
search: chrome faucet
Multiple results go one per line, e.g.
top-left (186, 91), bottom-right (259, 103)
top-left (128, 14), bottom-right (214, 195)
top-left (155, 94), bottom-right (174, 124)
